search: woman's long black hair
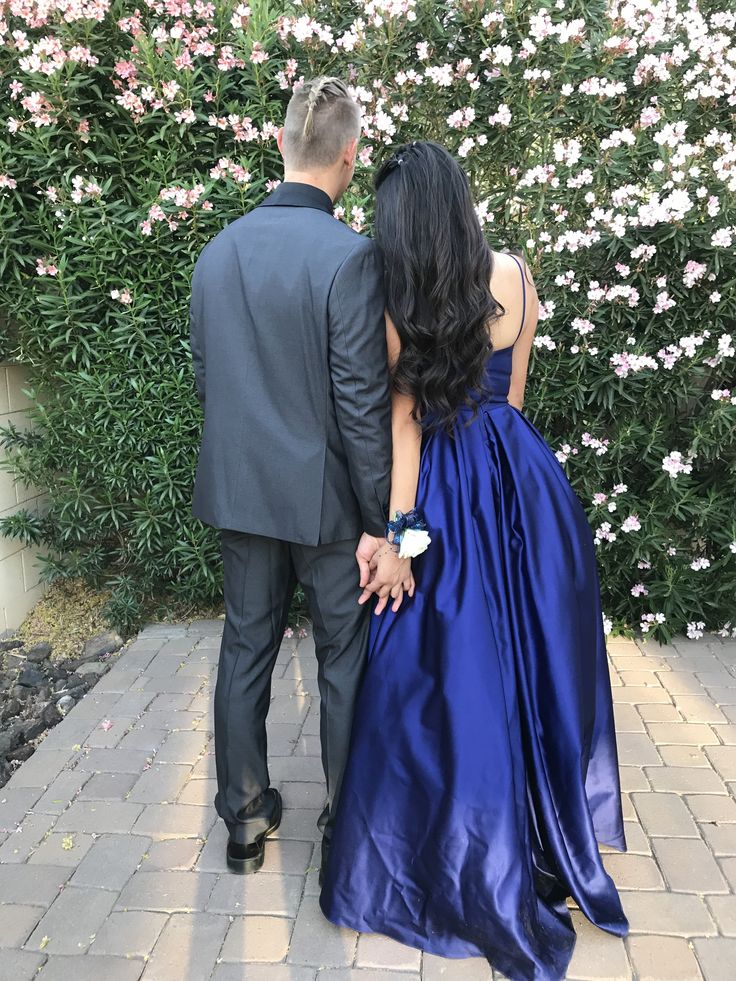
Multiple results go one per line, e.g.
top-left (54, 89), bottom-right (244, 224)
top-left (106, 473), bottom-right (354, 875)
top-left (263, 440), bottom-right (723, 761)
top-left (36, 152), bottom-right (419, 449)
top-left (374, 141), bottom-right (503, 432)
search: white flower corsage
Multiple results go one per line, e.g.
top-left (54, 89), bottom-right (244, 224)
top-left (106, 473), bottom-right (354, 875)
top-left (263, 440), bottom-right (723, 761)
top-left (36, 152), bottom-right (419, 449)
top-left (398, 528), bottom-right (432, 559)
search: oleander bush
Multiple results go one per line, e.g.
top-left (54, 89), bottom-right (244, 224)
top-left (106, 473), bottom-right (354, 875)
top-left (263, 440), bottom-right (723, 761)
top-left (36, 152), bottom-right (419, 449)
top-left (0, 0), bottom-right (734, 639)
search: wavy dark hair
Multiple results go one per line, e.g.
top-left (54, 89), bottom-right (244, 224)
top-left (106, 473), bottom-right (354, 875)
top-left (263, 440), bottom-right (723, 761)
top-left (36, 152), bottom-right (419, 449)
top-left (374, 141), bottom-right (503, 432)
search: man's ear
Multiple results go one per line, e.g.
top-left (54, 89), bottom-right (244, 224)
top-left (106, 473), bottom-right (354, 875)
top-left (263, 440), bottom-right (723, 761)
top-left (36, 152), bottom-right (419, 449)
top-left (343, 137), bottom-right (358, 168)
top-left (276, 127), bottom-right (286, 160)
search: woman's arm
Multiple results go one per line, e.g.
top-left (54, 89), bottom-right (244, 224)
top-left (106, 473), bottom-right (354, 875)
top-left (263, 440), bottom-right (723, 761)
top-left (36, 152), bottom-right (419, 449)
top-left (508, 262), bottom-right (540, 412)
top-left (386, 316), bottom-right (422, 518)
top-left (358, 314), bottom-right (422, 614)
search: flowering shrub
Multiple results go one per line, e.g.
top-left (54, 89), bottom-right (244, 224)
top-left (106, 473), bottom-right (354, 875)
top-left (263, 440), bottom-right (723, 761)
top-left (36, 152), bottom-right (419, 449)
top-left (0, 0), bottom-right (734, 638)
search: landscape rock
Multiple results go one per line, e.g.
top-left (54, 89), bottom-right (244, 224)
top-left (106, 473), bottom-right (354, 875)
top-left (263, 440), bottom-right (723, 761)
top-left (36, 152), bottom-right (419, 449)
top-left (17, 664), bottom-right (45, 688)
top-left (42, 702), bottom-right (63, 728)
top-left (25, 641), bottom-right (52, 663)
top-left (0, 637), bottom-right (23, 652)
top-left (8, 743), bottom-right (35, 762)
top-left (56, 694), bottom-right (75, 715)
top-left (17, 716), bottom-right (46, 741)
top-left (76, 662), bottom-right (109, 678)
top-left (1, 696), bottom-right (21, 722)
top-left (82, 630), bottom-right (124, 661)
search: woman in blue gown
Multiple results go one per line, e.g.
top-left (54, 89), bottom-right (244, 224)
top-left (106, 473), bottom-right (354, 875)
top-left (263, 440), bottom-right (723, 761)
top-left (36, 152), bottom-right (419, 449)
top-left (319, 142), bottom-right (629, 981)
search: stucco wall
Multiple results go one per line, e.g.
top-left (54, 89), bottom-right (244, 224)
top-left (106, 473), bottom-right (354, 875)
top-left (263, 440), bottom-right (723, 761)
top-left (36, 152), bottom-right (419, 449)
top-left (0, 362), bottom-right (48, 630)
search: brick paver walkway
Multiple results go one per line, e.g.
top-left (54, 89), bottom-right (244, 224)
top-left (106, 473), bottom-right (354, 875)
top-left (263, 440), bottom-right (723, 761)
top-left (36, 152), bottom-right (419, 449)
top-left (1, 623), bottom-right (735, 980)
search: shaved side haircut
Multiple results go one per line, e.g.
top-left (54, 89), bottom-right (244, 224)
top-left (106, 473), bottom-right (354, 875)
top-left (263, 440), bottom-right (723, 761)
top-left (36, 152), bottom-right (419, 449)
top-left (282, 77), bottom-right (362, 170)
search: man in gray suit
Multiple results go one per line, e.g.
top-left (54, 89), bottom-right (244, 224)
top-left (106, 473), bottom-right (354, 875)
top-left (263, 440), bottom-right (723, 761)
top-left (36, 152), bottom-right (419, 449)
top-left (189, 78), bottom-right (401, 878)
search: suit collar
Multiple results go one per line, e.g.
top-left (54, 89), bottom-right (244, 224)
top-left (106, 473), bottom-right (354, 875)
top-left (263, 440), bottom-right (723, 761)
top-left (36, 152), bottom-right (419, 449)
top-left (259, 181), bottom-right (334, 215)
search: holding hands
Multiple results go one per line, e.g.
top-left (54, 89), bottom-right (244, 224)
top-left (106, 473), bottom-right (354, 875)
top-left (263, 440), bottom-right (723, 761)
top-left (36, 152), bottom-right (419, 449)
top-left (355, 533), bottom-right (415, 614)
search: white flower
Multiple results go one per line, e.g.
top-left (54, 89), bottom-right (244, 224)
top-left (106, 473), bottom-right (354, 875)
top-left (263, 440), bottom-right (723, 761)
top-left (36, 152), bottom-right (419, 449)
top-left (398, 528), bottom-right (431, 559)
top-left (686, 622), bottom-right (705, 640)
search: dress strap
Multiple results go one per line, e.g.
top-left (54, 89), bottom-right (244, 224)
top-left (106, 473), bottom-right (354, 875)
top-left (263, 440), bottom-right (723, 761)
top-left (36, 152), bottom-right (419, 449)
top-left (508, 253), bottom-right (526, 343)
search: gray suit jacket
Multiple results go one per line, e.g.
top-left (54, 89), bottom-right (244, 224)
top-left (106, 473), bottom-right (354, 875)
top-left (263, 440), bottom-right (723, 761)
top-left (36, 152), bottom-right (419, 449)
top-left (189, 182), bottom-right (392, 545)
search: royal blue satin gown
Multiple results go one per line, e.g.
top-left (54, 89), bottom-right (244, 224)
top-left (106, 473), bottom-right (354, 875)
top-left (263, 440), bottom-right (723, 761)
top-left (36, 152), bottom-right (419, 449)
top-left (319, 257), bottom-right (629, 981)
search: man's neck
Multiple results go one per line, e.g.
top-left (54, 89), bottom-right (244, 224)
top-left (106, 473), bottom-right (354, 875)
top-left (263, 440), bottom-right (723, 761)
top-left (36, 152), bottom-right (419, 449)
top-left (282, 170), bottom-right (340, 204)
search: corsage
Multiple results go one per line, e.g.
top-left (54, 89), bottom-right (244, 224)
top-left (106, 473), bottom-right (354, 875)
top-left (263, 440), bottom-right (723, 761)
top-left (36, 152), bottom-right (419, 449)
top-left (386, 508), bottom-right (432, 559)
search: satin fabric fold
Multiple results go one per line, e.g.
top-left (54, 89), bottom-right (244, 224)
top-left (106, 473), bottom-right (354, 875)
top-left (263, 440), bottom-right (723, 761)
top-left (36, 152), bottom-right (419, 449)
top-left (320, 348), bottom-right (629, 981)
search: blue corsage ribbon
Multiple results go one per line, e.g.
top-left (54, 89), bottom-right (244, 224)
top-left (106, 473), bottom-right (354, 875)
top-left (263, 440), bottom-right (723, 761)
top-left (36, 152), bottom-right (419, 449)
top-left (386, 508), bottom-right (427, 546)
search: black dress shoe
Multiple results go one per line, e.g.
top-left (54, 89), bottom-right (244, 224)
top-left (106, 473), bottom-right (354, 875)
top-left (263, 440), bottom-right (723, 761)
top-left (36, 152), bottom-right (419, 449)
top-left (226, 788), bottom-right (282, 874)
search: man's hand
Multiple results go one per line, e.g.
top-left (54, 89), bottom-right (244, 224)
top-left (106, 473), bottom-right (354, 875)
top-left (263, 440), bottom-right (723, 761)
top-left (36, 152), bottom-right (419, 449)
top-left (359, 545), bottom-right (415, 615)
top-left (355, 533), bottom-right (383, 589)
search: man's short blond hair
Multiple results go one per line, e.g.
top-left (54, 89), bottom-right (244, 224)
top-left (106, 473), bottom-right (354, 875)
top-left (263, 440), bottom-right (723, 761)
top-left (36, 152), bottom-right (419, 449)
top-left (282, 77), bottom-right (361, 170)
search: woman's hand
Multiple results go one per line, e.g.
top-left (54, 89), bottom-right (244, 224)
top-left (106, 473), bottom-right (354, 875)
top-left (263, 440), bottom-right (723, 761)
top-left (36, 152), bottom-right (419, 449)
top-left (359, 546), bottom-right (415, 614)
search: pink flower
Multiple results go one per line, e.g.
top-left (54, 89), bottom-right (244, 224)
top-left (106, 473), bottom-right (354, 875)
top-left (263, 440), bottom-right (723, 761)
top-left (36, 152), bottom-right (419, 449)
top-left (250, 42), bottom-right (269, 64)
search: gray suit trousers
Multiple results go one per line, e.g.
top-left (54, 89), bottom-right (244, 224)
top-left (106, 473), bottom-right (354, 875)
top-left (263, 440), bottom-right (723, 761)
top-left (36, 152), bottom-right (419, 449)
top-left (214, 530), bottom-right (370, 845)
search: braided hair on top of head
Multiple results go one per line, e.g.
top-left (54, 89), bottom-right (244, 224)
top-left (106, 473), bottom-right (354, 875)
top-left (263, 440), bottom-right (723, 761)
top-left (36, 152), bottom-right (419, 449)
top-left (302, 77), bottom-right (331, 138)
top-left (374, 141), bottom-right (504, 434)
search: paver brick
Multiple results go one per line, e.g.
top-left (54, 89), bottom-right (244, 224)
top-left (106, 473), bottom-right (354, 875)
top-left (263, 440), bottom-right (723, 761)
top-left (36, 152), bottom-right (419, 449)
top-left (704, 745), bottom-right (736, 780)
top-left (270, 757), bottom-right (327, 783)
top-left (652, 838), bottom-right (728, 893)
top-left (29, 832), bottom-right (96, 867)
top-left (0, 949), bottom-right (47, 981)
top-left (355, 934), bottom-right (422, 971)
top-left (132, 710), bottom-right (203, 731)
top-left (685, 795), bottom-right (736, 823)
top-left (692, 939), bottom-right (736, 981)
top-left (72, 833), bottom-right (151, 891)
top-left (0, 904), bottom-right (43, 947)
top-left (75, 748), bottom-right (152, 774)
top-left (33, 771), bottom-right (90, 815)
top-left (565, 909), bottom-right (631, 980)
top-left (220, 915), bottom-right (293, 962)
top-left (214, 966), bottom-right (315, 981)
top-left (177, 776), bottom-right (215, 805)
top-left (131, 802), bottom-right (216, 838)
top-left (3, 749), bottom-right (79, 788)
top-left (155, 730), bottom-right (211, 764)
top-left (143, 837), bottom-right (203, 870)
top-left (274, 807), bottom-right (324, 842)
top-left (54, 799), bottom-right (143, 834)
top-left (116, 727), bottom-right (168, 753)
top-left (673, 695), bottom-right (728, 724)
top-left (636, 704), bottom-right (682, 723)
top-left (129, 764), bottom-right (192, 804)
top-left (84, 716), bottom-right (138, 749)
top-left (0, 810), bottom-right (58, 863)
top-left (89, 910), bottom-right (168, 957)
top-left (26, 885), bottom-right (117, 953)
top-left (615, 733), bottom-right (663, 766)
top-left (602, 854), bottom-right (664, 889)
top-left (0, 863), bottom-right (71, 905)
top-left (632, 792), bottom-right (698, 837)
top-left (147, 692), bottom-right (195, 712)
top-left (76, 771), bottom-right (138, 800)
top-left (659, 746), bottom-right (711, 767)
top-left (422, 954), bottom-right (492, 979)
top-left (705, 895), bottom-right (736, 936)
top-left (261, 838), bottom-right (314, 875)
top-left (627, 935), bottom-right (703, 980)
top-left (280, 781), bottom-right (328, 810)
top-left (647, 723), bottom-right (718, 745)
top-left (621, 892), bottom-right (716, 936)
top-left (206, 869), bottom-right (304, 917)
top-left (37, 954), bottom-right (145, 980)
top-left (116, 870), bottom-right (217, 912)
top-left (268, 694), bottom-right (311, 725)
top-left (288, 894), bottom-right (358, 967)
top-left (699, 823), bottom-right (736, 855)
top-left (141, 912), bottom-right (229, 980)
top-left (645, 766), bottom-right (727, 794)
